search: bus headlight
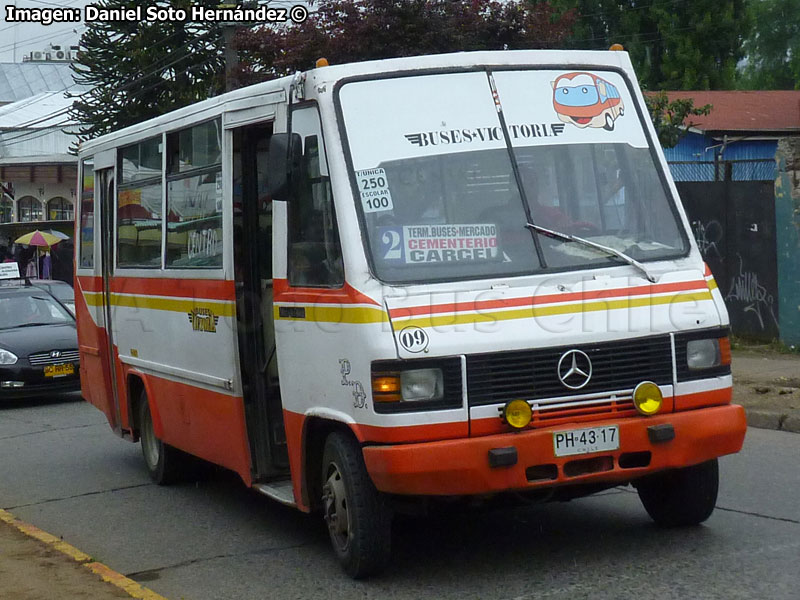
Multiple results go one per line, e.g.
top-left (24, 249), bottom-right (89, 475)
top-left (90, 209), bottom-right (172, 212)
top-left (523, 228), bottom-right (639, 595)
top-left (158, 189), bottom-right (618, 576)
top-left (633, 381), bottom-right (663, 416)
top-left (0, 349), bottom-right (18, 365)
top-left (372, 368), bottom-right (444, 403)
top-left (400, 368), bottom-right (443, 402)
top-left (686, 338), bottom-right (726, 370)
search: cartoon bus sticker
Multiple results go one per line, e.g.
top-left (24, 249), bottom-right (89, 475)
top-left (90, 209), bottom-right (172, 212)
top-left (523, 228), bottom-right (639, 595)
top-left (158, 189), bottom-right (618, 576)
top-left (552, 72), bottom-right (625, 131)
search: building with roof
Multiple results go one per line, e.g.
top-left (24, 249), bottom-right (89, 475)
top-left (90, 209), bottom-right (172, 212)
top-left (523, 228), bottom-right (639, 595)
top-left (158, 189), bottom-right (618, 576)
top-left (657, 91), bottom-right (800, 347)
top-left (0, 57), bottom-right (88, 281)
top-left (0, 61), bottom-right (79, 106)
top-left (0, 90), bottom-right (80, 231)
top-left (661, 91), bottom-right (800, 182)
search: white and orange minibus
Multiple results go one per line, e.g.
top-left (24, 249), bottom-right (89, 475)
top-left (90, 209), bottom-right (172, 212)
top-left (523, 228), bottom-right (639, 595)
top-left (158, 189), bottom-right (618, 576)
top-left (76, 50), bottom-right (746, 578)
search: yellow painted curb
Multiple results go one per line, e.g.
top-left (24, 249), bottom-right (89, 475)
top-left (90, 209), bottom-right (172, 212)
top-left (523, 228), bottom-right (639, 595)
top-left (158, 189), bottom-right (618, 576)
top-left (0, 508), bottom-right (169, 600)
top-left (87, 562), bottom-right (171, 600)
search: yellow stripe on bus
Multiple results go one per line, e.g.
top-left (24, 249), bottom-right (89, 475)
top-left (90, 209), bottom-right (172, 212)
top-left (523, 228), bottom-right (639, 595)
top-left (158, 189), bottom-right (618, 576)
top-left (394, 291), bottom-right (714, 329)
top-left (82, 291), bottom-right (236, 317)
top-left (273, 305), bottom-right (389, 324)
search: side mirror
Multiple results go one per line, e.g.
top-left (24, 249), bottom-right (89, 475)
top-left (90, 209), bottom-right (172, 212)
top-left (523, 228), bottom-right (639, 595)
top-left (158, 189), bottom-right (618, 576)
top-left (267, 133), bottom-right (302, 200)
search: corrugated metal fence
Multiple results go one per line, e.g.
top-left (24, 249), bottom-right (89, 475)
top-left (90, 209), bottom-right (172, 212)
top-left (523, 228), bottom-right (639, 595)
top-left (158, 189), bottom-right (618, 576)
top-left (668, 158), bottom-right (777, 182)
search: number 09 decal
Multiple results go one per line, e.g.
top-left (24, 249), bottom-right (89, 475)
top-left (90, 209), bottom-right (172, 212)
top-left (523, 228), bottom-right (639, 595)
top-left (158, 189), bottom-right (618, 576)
top-left (399, 326), bottom-right (429, 353)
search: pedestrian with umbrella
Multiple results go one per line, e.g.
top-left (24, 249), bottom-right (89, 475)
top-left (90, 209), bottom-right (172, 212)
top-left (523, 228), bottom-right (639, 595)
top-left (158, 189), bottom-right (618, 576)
top-left (14, 230), bottom-right (63, 279)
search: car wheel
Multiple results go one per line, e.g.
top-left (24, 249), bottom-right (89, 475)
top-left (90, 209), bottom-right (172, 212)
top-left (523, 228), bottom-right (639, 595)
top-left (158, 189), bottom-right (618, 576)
top-left (138, 392), bottom-right (183, 485)
top-left (635, 459), bottom-right (719, 527)
top-left (321, 431), bottom-right (392, 578)
top-left (603, 113), bottom-right (615, 131)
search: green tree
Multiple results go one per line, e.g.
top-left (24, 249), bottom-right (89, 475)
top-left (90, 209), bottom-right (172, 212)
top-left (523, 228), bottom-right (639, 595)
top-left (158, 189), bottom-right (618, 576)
top-left (70, 0), bottom-right (224, 141)
top-left (741, 0), bottom-right (800, 89)
top-left (645, 92), bottom-right (712, 148)
top-left (234, 0), bottom-right (577, 84)
top-left (550, 0), bottom-right (751, 90)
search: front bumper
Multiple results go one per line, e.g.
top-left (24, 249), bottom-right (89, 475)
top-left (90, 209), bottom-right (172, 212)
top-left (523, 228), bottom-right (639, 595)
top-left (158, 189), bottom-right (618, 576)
top-left (0, 363), bottom-right (81, 400)
top-left (362, 404), bottom-right (746, 496)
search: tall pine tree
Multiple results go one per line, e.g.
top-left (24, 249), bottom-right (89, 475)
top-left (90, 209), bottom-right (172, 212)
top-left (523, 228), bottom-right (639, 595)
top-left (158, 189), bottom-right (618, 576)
top-left (70, 0), bottom-right (224, 141)
top-left (742, 0), bottom-right (800, 89)
top-left (549, 0), bottom-right (751, 90)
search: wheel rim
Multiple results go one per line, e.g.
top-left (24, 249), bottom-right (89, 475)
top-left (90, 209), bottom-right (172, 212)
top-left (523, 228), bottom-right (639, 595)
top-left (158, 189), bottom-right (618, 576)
top-left (323, 461), bottom-right (350, 552)
top-left (141, 405), bottom-right (160, 470)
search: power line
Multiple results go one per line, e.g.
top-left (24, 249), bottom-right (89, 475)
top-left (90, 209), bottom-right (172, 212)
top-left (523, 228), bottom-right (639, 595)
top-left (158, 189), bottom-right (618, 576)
top-left (0, 118), bottom-right (76, 148)
top-left (0, 25), bottom-right (87, 55)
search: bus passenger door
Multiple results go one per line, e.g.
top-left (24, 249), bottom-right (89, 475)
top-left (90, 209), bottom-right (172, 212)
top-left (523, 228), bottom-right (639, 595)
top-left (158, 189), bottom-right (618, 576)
top-left (232, 122), bottom-right (289, 479)
top-left (96, 167), bottom-right (121, 431)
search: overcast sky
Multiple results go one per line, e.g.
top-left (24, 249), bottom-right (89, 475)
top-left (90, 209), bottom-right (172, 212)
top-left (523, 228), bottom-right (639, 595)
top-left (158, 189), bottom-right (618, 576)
top-left (1, 0), bottom-right (310, 63)
top-left (0, 0), bottom-right (93, 63)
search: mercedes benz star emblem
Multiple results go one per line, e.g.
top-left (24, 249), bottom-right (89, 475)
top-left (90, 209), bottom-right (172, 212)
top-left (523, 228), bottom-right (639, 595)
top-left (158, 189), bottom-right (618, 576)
top-left (557, 349), bottom-right (592, 390)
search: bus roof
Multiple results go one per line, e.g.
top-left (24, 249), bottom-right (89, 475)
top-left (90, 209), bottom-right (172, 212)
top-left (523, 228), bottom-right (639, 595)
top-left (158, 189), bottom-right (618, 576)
top-left (79, 49), bottom-right (634, 156)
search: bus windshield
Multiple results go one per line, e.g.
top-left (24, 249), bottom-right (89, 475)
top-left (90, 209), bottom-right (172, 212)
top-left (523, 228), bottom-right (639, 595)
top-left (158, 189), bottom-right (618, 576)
top-left (338, 69), bottom-right (688, 284)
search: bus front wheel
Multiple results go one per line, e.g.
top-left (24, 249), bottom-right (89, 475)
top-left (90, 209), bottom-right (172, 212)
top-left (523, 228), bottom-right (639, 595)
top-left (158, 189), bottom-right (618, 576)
top-left (138, 392), bottom-right (183, 485)
top-left (321, 431), bottom-right (392, 578)
top-left (635, 459), bottom-right (719, 527)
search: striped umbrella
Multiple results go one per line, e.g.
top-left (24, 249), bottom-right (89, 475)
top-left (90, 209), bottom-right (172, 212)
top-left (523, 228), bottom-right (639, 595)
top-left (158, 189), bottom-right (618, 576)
top-left (15, 230), bottom-right (63, 248)
top-left (45, 229), bottom-right (71, 241)
top-left (14, 230), bottom-right (63, 279)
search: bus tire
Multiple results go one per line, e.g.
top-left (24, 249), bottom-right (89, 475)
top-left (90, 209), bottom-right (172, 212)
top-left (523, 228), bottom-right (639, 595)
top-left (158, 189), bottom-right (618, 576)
top-left (604, 113), bottom-right (615, 131)
top-left (138, 392), bottom-right (183, 485)
top-left (321, 431), bottom-right (392, 578)
top-left (635, 459), bottom-right (719, 527)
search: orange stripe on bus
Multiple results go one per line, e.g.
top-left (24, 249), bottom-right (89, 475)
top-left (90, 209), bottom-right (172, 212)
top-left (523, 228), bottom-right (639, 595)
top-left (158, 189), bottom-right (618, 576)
top-left (674, 386), bottom-right (732, 411)
top-left (389, 279), bottom-right (708, 319)
top-left (274, 278), bottom-right (380, 306)
top-left (76, 275), bottom-right (236, 301)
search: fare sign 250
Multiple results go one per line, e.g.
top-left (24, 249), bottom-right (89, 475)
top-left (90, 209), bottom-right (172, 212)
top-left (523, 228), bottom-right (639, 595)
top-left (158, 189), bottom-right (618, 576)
top-left (355, 168), bottom-right (394, 213)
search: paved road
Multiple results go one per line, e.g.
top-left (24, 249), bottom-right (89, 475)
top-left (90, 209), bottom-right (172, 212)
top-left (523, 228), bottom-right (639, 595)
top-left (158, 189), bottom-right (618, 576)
top-left (1, 397), bottom-right (798, 600)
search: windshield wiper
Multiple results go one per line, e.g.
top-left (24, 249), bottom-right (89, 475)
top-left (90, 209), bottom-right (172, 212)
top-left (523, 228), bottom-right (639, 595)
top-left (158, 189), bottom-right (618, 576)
top-left (14, 322), bottom-right (54, 328)
top-left (525, 223), bottom-right (657, 283)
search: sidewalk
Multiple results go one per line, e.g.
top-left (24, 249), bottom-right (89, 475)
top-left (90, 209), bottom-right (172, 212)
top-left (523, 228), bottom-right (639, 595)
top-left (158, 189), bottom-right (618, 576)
top-left (0, 509), bottom-right (166, 600)
top-left (731, 348), bottom-right (800, 433)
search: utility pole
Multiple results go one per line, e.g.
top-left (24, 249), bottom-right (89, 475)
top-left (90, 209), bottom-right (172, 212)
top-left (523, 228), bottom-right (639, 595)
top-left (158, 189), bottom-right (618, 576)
top-left (219, 2), bottom-right (239, 92)
top-left (222, 23), bottom-right (238, 92)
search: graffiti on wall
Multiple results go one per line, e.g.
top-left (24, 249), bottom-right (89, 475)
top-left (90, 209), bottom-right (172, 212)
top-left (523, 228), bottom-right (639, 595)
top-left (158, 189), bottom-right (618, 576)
top-left (691, 219), bottom-right (723, 260)
top-left (725, 255), bottom-right (779, 331)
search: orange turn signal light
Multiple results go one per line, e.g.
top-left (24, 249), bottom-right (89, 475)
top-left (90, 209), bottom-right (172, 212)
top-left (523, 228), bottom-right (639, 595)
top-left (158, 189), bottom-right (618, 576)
top-left (719, 337), bottom-right (731, 366)
top-left (316, 57), bottom-right (330, 68)
top-left (372, 375), bottom-right (401, 402)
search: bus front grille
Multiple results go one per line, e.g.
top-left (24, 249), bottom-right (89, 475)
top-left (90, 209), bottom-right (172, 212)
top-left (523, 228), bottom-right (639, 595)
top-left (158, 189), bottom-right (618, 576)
top-left (466, 335), bottom-right (672, 407)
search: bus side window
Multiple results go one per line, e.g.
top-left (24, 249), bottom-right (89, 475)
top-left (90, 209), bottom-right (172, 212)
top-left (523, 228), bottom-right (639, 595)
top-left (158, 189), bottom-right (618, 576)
top-left (117, 137), bottom-right (163, 269)
top-left (287, 106), bottom-right (344, 288)
top-left (79, 158), bottom-right (95, 268)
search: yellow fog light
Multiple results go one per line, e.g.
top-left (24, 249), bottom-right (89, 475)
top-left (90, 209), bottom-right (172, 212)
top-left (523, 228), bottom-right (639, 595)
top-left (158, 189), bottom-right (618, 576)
top-left (503, 399), bottom-right (532, 429)
top-left (633, 381), bottom-right (663, 416)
